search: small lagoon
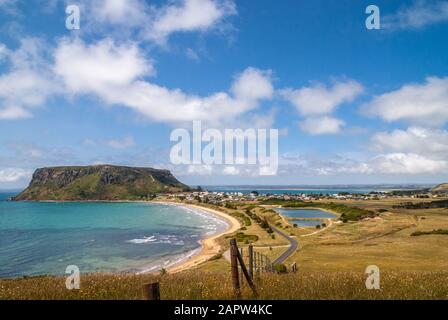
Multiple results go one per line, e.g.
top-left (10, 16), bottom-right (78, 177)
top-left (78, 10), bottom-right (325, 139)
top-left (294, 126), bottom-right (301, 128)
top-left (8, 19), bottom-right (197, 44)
top-left (276, 208), bottom-right (336, 228)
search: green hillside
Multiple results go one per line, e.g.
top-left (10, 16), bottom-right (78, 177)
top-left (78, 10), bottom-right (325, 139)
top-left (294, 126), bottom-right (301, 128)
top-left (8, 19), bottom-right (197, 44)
top-left (13, 165), bottom-right (190, 201)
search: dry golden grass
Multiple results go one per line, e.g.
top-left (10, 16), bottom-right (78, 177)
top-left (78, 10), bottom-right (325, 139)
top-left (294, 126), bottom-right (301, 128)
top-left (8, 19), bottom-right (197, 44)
top-left (253, 199), bottom-right (448, 272)
top-left (1, 270), bottom-right (446, 300)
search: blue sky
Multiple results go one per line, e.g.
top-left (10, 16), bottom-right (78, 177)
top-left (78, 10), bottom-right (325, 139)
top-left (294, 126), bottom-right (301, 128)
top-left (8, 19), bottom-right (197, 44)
top-left (1, 0), bottom-right (448, 188)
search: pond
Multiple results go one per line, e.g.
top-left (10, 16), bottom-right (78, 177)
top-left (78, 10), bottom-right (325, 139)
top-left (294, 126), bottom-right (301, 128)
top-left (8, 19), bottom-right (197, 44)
top-left (275, 208), bottom-right (336, 228)
top-left (276, 208), bottom-right (336, 219)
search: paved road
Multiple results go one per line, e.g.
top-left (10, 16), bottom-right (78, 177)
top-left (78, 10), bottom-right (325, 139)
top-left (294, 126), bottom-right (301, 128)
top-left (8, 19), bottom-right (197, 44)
top-left (270, 225), bottom-right (298, 265)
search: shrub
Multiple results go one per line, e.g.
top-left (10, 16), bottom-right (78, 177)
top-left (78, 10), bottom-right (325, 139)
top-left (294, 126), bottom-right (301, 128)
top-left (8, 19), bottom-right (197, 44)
top-left (227, 232), bottom-right (259, 243)
top-left (209, 254), bottom-right (222, 261)
top-left (274, 264), bottom-right (288, 274)
top-left (411, 229), bottom-right (448, 236)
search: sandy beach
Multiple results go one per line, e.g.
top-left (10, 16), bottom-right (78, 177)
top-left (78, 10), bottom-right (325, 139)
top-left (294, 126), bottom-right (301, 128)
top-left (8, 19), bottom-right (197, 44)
top-left (150, 201), bottom-right (241, 273)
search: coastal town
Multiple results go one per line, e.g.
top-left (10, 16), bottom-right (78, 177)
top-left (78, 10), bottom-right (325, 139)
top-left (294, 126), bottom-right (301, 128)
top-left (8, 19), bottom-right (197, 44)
top-left (165, 186), bottom-right (448, 205)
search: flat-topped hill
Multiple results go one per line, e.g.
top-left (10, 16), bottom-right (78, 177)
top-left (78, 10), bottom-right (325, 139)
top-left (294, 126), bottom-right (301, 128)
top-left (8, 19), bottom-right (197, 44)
top-left (13, 165), bottom-right (190, 201)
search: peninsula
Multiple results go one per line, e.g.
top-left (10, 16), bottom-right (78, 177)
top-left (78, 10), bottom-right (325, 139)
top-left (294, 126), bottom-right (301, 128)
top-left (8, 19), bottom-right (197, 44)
top-left (13, 165), bottom-right (190, 201)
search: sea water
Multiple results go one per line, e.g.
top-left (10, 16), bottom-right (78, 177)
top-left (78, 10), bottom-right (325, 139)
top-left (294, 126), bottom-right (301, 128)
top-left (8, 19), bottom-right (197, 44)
top-left (0, 193), bottom-right (228, 278)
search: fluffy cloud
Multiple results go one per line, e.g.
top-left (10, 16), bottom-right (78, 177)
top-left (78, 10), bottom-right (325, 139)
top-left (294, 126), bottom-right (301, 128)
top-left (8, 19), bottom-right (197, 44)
top-left (187, 164), bottom-right (213, 175)
top-left (363, 76), bottom-right (448, 126)
top-left (90, 0), bottom-right (148, 26)
top-left (371, 127), bottom-right (448, 155)
top-left (0, 168), bottom-right (32, 183)
top-left (282, 79), bottom-right (362, 135)
top-left (282, 80), bottom-right (363, 116)
top-left (223, 166), bottom-right (240, 175)
top-left (310, 152), bottom-right (448, 176)
top-left (299, 116), bottom-right (345, 135)
top-left (0, 38), bottom-right (58, 120)
top-left (371, 153), bottom-right (448, 174)
top-left (384, 0), bottom-right (448, 30)
top-left (54, 38), bottom-right (273, 125)
top-left (231, 67), bottom-right (273, 101)
top-left (80, 0), bottom-right (236, 44)
top-left (105, 136), bottom-right (136, 149)
top-left (53, 38), bottom-right (152, 94)
top-left (149, 0), bottom-right (236, 43)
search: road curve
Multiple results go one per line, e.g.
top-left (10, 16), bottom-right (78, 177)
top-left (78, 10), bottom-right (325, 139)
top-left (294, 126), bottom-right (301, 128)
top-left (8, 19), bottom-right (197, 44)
top-left (270, 224), bottom-right (298, 265)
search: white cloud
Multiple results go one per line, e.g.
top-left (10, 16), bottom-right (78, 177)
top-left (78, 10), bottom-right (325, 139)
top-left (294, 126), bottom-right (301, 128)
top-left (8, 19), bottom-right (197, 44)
top-left (311, 152), bottom-right (448, 176)
top-left (80, 0), bottom-right (236, 44)
top-left (186, 48), bottom-right (200, 61)
top-left (105, 136), bottom-right (136, 149)
top-left (149, 0), bottom-right (237, 43)
top-left (372, 153), bottom-right (448, 174)
top-left (53, 38), bottom-right (153, 94)
top-left (90, 0), bottom-right (148, 26)
top-left (282, 79), bottom-right (363, 116)
top-left (223, 166), bottom-right (240, 175)
top-left (0, 43), bottom-right (8, 59)
top-left (187, 164), bottom-right (213, 175)
top-left (83, 138), bottom-right (96, 146)
top-left (0, 0), bottom-right (18, 14)
top-left (299, 116), bottom-right (345, 135)
top-left (0, 168), bottom-right (32, 183)
top-left (54, 38), bottom-right (273, 125)
top-left (363, 76), bottom-right (448, 126)
top-left (384, 0), bottom-right (448, 30)
top-left (371, 127), bottom-right (448, 155)
top-left (0, 38), bottom-right (57, 120)
top-left (0, 106), bottom-right (32, 120)
top-left (231, 67), bottom-right (273, 101)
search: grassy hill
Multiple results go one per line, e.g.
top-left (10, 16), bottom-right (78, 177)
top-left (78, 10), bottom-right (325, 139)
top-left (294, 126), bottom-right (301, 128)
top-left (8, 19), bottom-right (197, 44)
top-left (13, 165), bottom-right (190, 201)
top-left (431, 183), bottom-right (448, 193)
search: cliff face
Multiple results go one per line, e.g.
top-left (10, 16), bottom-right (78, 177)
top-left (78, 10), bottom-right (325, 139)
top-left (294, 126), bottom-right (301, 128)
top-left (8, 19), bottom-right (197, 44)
top-left (14, 165), bottom-right (190, 201)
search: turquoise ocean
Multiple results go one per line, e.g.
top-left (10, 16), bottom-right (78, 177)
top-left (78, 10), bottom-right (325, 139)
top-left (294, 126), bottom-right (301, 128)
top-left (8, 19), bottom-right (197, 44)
top-left (0, 193), bottom-right (228, 278)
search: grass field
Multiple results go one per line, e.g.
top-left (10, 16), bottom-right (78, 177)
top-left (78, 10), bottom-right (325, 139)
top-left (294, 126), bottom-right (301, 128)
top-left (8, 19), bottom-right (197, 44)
top-left (279, 199), bottom-right (448, 272)
top-left (1, 270), bottom-right (446, 300)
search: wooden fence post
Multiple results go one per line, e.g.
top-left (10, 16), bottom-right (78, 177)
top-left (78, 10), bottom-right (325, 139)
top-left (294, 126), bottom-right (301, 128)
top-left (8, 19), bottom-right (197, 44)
top-left (230, 239), bottom-right (241, 299)
top-left (291, 262), bottom-right (297, 273)
top-left (235, 245), bottom-right (257, 297)
top-left (253, 249), bottom-right (257, 275)
top-left (142, 282), bottom-right (160, 300)
top-left (248, 244), bottom-right (253, 280)
top-left (239, 247), bottom-right (244, 287)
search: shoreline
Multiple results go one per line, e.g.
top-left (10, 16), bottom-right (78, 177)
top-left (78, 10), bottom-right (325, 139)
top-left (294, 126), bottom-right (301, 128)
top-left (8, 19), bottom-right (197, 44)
top-left (1, 200), bottom-right (241, 278)
top-left (148, 201), bottom-right (241, 274)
